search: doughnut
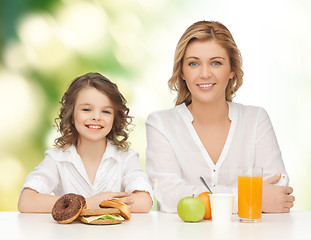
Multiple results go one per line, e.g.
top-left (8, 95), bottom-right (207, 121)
top-left (52, 193), bottom-right (86, 224)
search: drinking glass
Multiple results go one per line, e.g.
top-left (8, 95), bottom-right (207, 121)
top-left (238, 167), bottom-right (263, 223)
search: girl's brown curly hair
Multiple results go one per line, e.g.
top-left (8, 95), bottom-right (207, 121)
top-left (54, 72), bottom-right (133, 151)
top-left (168, 20), bottom-right (244, 105)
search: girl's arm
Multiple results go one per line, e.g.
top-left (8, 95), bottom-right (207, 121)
top-left (124, 191), bottom-right (153, 213)
top-left (18, 188), bottom-right (60, 213)
top-left (18, 153), bottom-right (61, 213)
top-left (85, 192), bottom-right (131, 209)
top-left (81, 191), bottom-right (152, 212)
top-left (121, 150), bottom-right (154, 213)
top-left (18, 189), bottom-right (138, 212)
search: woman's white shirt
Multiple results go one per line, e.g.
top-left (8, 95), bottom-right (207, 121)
top-left (145, 102), bottom-right (288, 213)
top-left (22, 141), bottom-right (153, 199)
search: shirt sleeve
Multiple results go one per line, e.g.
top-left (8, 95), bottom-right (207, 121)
top-left (255, 108), bottom-right (289, 185)
top-left (146, 114), bottom-right (206, 213)
top-left (21, 154), bottom-right (60, 194)
top-left (122, 150), bottom-right (154, 202)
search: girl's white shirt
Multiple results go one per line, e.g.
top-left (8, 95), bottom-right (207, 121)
top-left (145, 102), bottom-right (288, 213)
top-left (22, 141), bottom-right (153, 200)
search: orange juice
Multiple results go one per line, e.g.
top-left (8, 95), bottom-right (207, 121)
top-left (238, 175), bottom-right (263, 220)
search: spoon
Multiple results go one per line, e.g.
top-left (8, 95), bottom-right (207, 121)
top-left (199, 176), bottom-right (213, 194)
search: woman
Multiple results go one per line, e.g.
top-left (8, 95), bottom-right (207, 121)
top-left (146, 21), bottom-right (294, 213)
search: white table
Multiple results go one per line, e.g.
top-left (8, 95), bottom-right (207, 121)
top-left (1, 211), bottom-right (311, 240)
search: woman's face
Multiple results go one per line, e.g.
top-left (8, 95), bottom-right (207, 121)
top-left (181, 39), bottom-right (235, 105)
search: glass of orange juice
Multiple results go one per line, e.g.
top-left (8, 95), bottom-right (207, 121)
top-left (238, 167), bottom-right (263, 223)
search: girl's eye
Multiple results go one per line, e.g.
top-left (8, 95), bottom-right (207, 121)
top-left (189, 62), bottom-right (198, 66)
top-left (212, 61), bottom-right (221, 66)
top-left (103, 110), bottom-right (111, 114)
top-left (82, 108), bottom-right (91, 112)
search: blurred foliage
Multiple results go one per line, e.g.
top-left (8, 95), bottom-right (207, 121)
top-left (1, 0), bottom-right (311, 212)
top-left (0, 0), bottom-right (174, 210)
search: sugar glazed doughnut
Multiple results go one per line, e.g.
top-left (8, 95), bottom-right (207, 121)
top-left (52, 193), bottom-right (86, 224)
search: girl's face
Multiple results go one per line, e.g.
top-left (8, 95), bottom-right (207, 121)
top-left (181, 39), bottom-right (235, 105)
top-left (73, 87), bottom-right (114, 145)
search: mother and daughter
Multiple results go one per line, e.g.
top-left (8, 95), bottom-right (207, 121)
top-left (18, 20), bottom-right (295, 214)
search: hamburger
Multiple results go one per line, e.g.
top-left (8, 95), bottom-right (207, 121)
top-left (99, 199), bottom-right (131, 220)
top-left (80, 208), bottom-right (124, 225)
top-left (80, 199), bottom-right (131, 225)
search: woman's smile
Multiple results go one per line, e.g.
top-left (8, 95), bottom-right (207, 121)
top-left (197, 83), bottom-right (216, 89)
top-left (181, 39), bottom-right (235, 104)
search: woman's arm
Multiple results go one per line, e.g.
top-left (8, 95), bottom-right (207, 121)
top-left (146, 119), bottom-right (206, 213)
top-left (255, 108), bottom-right (295, 212)
top-left (263, 174), bottom-right (295, 213)
top-left (18, 188), bottom-right (60, 213)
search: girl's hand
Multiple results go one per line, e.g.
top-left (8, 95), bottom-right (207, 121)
top-left (118, 191), bottom-right (153, 212)
top-left (116, 195), bottom-right (134, 208)
top-left (262, 174), bottom-right (295, 213)
top-left (86, 192), bottom-right (131, 209)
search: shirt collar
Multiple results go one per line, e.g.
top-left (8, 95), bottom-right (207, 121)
top-left (176, 102), bottom-right (237, 123)
top-left (227, 101), bottom-right (237, 121)
top-left (54, 141), bottom-right (120, 163)
top-left (176, 103), bottom-right (193, 123)
top-left (101, 141), bottom-right (120, 162)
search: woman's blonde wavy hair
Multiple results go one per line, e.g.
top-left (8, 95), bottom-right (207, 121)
top-left (168, 20), bottom-right (243, 105)
top-left (54, 72), bottom-right (133, 151)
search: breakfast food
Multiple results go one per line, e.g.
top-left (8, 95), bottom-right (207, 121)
top-left (51, 195), bottom-right (131, 225)
top-left (52, 193), bottom-right (86, 224)
top-left (198, 192), bottom-right (212, 220)
top-left (99, 199), bottom-right (131, 220)
top-left (80, 208), bottom-right (124, 225)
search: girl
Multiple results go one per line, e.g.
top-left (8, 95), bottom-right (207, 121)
top-left (18, 72), bottom-right (153, 213)
top-left (146, 21), bottom-right (295, 213)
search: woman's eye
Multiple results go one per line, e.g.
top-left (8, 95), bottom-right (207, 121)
top-left (212, 61), bottom-right (221, 66)
top-left (189, 62), bottom-right (198, 66)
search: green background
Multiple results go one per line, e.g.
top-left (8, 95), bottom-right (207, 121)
top-left (1, 0), bottom-right (310, 211)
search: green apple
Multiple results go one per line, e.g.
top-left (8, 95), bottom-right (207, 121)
top-left (177, 195), bottom-right (206, 222)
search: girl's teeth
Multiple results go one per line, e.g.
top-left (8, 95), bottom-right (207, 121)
top-left (88, 125), bottom-right (102, 129)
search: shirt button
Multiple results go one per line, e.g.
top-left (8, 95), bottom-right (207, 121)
top-left (213, 184), bottom-right (216, 187)
top-left (213, 169), bottom-right (216, 172)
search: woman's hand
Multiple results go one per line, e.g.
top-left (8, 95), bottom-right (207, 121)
top-left (262, 174), bottom-right (295, 213)
top-left (86, 192), bottom-right (131, 209)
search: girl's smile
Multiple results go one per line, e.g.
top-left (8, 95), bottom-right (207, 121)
top-left (73, 87), bottom-right (114, 144)
top-left (85, 124), bottom-right (104, 129)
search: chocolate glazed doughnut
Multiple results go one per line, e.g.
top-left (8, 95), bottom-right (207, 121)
top-left (52, 193), bottom-right (86, 224)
